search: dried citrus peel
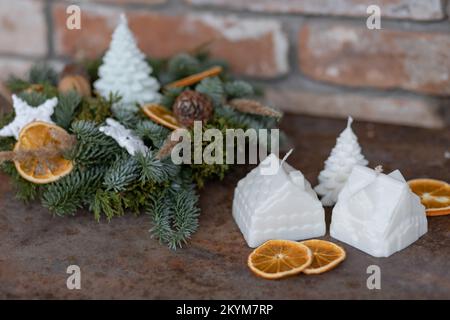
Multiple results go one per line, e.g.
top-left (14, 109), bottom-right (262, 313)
top-left (142, 104), bottom-right (182, 130)
top-left (165, 66), bottom-right (223, 89)
top-left (300, 239), bottom-right (346, 275)
top-left (247, 240), bottom-right (312, 280)
top-left (12, 121), bottom-right (74, 184)
top-left (408, 178), bottom-right (450, 216)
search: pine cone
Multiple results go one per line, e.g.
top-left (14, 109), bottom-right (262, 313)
top-left (173, 90), bottom-right (213, 127)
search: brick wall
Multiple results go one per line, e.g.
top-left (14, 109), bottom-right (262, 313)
top-left (1, 0), bottom-right (450, 128)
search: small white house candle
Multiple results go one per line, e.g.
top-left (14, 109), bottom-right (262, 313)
top-left (330, 165), bottom-right (427, 257)
top-left (232, 153), bottom-right (326, 248)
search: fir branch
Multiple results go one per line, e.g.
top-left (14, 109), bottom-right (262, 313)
top-left (0, 112), bottom-right (15, 152)
top-left (28, 64), bottom-right (58, 85)
top-left (103, 156), bottom-right (139, 192)
top-left (225, 80), bottom-right (254, 99)
top-left (112, 106), bottom-right (141, 128)
top-left (214, 105), bottom-right (277, 130)
top-left (148, 184), bottom-right (200, 249)
top-left (167, 53), bottom-right (201, 79)
top-left (135, 120), bottom-right (170, 148)
top-left (6, 76), bottom-right (30, 93)
top-left (168, 187), bottom-right (200, 248)
top-left (195, 76), bottom-right (224, 107)
top-left (148, 190), bottom-right (174, 245)
top-left (69, 120), bottom-right (122, 165)
top-left (42, 167), bottom-right (104, 216)
top-left (53, 91), bottom-right (82, 129)
top-left (17, 91), bottom-right (48, 107)
top-left (90, 189), bottom-right (124, 221)
top-left (136, 151), bottom-right (179, 184)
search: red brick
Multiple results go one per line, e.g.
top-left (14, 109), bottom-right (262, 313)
top-left (299, 23), bottom-right (450, 96)
top-left (0, 0), bottom-right (47, 56)
top-left (186, 0), bottom-right (446, 21)
top-left (266, 88), bottom-right (445, 129)
top-left (52, 4), bottom-right (288, 78)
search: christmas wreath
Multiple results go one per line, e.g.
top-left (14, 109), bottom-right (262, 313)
top-left (0, 14), bottom-right (281, 249)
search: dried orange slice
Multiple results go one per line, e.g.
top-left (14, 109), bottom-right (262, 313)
top-left (300, 239), bottom-right (346, 275)
top-left (247, 240), bottom-right (312, 280)
top-left (142, 104), bottom-right (182, 130)
top-left (165, 66), bottom-right (223, 89)
top-left (408, 179), bottom-right (450, 216)
top-left (14, 121), bottom-right (73, 184)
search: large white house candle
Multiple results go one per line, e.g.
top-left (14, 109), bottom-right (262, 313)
top-left (330, 165), bottom-right (428, 257)
top-left (232, 153), bottom-right (326, 248)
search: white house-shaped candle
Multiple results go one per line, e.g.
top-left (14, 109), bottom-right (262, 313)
top-left (330, 165), bottom-right (427, 257)
top-left (232, 153), bottom-right (326, 248)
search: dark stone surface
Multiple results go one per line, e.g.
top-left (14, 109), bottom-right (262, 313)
top-left (0, 115), bottom-right (449, 299)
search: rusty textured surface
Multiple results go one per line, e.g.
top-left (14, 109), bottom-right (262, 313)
top-left (0, 115), bottom-right (449, 299)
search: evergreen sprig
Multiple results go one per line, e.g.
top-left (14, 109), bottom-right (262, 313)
top-left (90, 189), bottom-right (124, 221)
top-left (42, 167), bottom-right (104, 216)
top-left (28, 64), bottom-right (58, 85)
top-left (167, 53), bottom-right (201, 79)
top-left (136, 151), bottom-right (179, 184)
top-left (18, 91), bottom-right (49, 107)
top-left (195, 76), bottom-right (224, 107)
top-left (148, 184), bottom-right (200, 249)
top-left (135, 120), bottom-right (170, 148)
top-left (103, 155), bottom-right (139, 192)
top-left (225, 80), bottom-right (254, 99)
top-left (69, 120), bottom-right (122, 165)
top-left (53, 91), bottom-right (82, 129)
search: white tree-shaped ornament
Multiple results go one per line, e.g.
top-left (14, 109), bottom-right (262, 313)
top-left (94, 14), bottom-right (161, 109)
top-left (314, 117), bottom-right (368, 206)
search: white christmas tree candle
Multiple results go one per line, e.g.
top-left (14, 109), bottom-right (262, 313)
top-left (330, 165), bottom-right (427, 257)
top-left (233, 153), bottom-right (326, 248)
top-left (315, 116), bottom-right (368, 206)
top-left (94, 14), bottom-right (161, 109)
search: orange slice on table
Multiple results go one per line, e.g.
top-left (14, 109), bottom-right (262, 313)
top-left (142, 104), bottom-right (182, 130)
top-left (300, 239), bottom-right (346, 275)
top-left (14, 121), bottom-right (73, 184)
top-left (165, 66), bottom-right (223, 89)
top-left (408, 179), bottom-right (450, 216)
top-left (247, 240), bottom-right (312, 280)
